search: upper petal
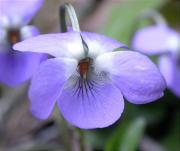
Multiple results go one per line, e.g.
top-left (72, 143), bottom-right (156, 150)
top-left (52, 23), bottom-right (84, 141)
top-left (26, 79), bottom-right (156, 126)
top-left (95, 50), bottom-right (166, 104)
top-left (29, 58), bottom-right (78, 119)
top-left (58, 75), bottom-right (124, 129)
top-left (0, 51), bottom-right (45, 87)
top-left (132, 25), bottom-right (180, 55)
top-left (13, 32), bottom-right (85, 59)
top-left (81, 32), bottom-right (127, 58)
top-left (0, 0), bottom-right (44, 25)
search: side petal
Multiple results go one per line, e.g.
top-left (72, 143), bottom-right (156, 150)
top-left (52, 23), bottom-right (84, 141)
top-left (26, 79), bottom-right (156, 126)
top-left (0, 0), bottom-right (44, 25)
top-left (158, 55), bottom-right (180, 97)
top-left (13, 32), bottom-right (84, 59)
top-left (95, 51), bottom-right (166, 104)
top-left (58, 77), bottom-right (124, 129)
top-left (0, 51), bottom-right (45, 87)
top-left (81, 32), bottom-right (127, 58)
top-left (20, 25), bottom-right (40, 40)
top-left (29, 58), bottom-right (78, 120)
top-left (132, 25), bottom-right (179, 55)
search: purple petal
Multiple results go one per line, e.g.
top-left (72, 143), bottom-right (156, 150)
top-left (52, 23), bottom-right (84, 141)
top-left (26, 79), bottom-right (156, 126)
top-left (13, 32), bottom-right (85, 59)
top-left (81, 32), bottom-right (127, 58)
top-left (20, 25), bottom-right (40, 40)
top-left (0, 51), bottom-right (45, 87)
top-left (58, 78), bottom-right (124, 129)
top-left (95, 51), bottom-right (166, 104)
top-left (158, 54), bottom-right (180, 97)
top-left (0, 0), bottom-right (44, 25)
top-left (29, 58), bottom-right (78, 120)
top-left (132, 25), bottom-right (180, 55)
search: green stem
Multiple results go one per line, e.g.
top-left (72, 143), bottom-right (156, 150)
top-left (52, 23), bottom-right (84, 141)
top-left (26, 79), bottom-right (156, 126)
top-left (136, 9), bottom-right (167, 26)
top-left (130, 9), bottom-right (167, 47)
top-left (59, 3), bottom-right (80, 32)
top-left (59, 3), bottom-right (89, 57)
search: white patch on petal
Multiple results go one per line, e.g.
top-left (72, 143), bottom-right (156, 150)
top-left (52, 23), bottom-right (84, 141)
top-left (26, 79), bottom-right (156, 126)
top-left (168, 33), bottom-right (180, 53)
top-left (0, 28), bottom-right (6, 43)
top-left (66, 41), bottom-right (85, 60)
top-left (63, 58), bottom-right (78, 78)
top-left (20, 26), bottom-right (39, 40)
top-left (94, 52), bottom-right (115, 74)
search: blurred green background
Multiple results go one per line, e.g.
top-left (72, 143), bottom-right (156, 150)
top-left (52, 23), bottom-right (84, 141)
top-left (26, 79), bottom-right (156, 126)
top-left (0, 0), bottom-right (179, 151)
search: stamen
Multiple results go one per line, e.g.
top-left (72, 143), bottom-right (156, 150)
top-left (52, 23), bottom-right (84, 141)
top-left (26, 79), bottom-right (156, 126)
top-left (78, 58), bottom-right (92, 79)
top-left (7, 29), bottom-right (21, 46)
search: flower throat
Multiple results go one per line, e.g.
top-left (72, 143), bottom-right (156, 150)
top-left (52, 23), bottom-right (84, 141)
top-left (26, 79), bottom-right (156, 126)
top-left (78, 58), bottom-right (92, 79)
top-left (7, 29), bottom-right (21, 47)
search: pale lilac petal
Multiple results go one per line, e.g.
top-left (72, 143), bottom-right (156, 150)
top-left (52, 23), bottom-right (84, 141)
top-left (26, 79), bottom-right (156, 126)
top-left (95, 51), bottom-right (166, 104)
top-left (13, 32), bottom-right (84, 59)
top-left (158, 54), bottom-right (180, 97)
top-left (0, 27), bottom-right (7, 52)
top-left (58, 78), bottom-right (124, 129)
top-left (29, 58), bottom-right (78, 119)
top-left (158, 55), bottom-right (174, 87)
top-left (0, 26), bottom-right (6, 44)
top-left (0, 0), bottom-right (44, 25)
top-left (81, 32), bottom-right (127, 58)
top-left (0, 51), bottom-right (45, 87)
top-left (132, 25), bottom-right (179, 55)
top-left (20, 25), bottom-right (40, 40)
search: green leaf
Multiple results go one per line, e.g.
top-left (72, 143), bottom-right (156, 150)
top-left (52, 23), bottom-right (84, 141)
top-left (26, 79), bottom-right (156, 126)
top-left (119, 117), bottom-right (146, 151)
top-left (105, 120), bottom-right (128, 151)
top-left (161, 110), bottom-right (180, 151)
top-left (101, 0), bottom-right (167, 45)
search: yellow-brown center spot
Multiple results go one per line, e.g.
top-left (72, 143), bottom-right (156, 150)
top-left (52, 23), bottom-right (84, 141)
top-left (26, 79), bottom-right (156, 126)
top-left (7, 29), bottom-right (21, 46)
top-left (78, 58), bottom-right (91, 79)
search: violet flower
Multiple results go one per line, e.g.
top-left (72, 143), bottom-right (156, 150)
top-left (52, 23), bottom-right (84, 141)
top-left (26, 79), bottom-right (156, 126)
top-left (14, 31), bottom-right (166, 129)
top-left (132, 24), bottom-right (180, 97)
top-left (0, 0), bottom-right (45, 87)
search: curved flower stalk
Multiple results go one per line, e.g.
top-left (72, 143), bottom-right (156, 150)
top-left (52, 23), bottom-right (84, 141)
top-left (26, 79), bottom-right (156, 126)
top-left (132, 10), bottom-right (180, 97)
top-left (13, 4), bottom-right (166, 129)
top-left (0, 0), bottom-right (46, 87)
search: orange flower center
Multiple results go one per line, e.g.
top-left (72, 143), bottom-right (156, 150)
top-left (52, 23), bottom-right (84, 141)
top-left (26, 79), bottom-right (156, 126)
top-left (7, 29), bottom-right (21, 46)
top-left (78, 58), bottom-right (92, 79)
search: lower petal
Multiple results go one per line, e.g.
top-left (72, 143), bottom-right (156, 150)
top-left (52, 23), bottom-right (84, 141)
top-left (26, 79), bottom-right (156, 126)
top-left (29, 58), bottom-right (78, 120)
top-left (95, 51), bottom-right (166, 104)
top-left (58, 77), bottom-right (124, 129)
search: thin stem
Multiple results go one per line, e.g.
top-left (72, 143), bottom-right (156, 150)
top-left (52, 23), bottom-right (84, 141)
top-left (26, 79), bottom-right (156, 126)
top-left (59, 3), bottom-right (89, 57)
top-left (130, 9), bottom-right (167, 47)
top-left (136, 9), bottom-right (167, 26)
top-left (59, 3), bottom-right (80, 32)
top-left (59, 5), bottom-right (67, 32)
top-left (65, 4), bottom-right (80, 32)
